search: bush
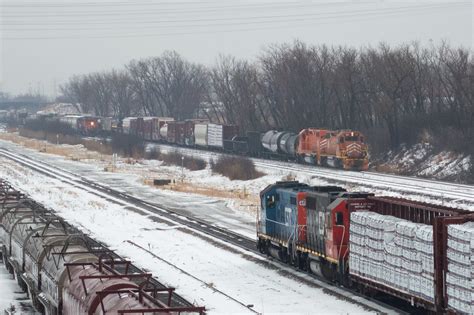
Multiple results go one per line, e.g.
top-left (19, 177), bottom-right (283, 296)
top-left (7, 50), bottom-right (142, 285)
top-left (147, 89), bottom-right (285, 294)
top-left (23, 118), bottom-right (76, 135)
top-left (19, 127), bottom-right (83, 145)
top-left (83, 139), bottom-right (113, 155)
top-left (145, 146), bottom-right (161, 160)
top-left (210, 155), bottom-right (263, 180)
top-left (160, 150), bottom-right (206, 171)
top-left (111, 133), bottom-right (145, 158)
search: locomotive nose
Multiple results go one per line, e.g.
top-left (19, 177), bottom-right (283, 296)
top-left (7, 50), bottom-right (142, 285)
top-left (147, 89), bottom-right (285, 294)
top-left (346, 143), bottom-right (364, 158)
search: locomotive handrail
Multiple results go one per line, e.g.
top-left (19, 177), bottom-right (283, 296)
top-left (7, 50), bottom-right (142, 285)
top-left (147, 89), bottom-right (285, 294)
top-left (337, 225), bottom-right (346, 261)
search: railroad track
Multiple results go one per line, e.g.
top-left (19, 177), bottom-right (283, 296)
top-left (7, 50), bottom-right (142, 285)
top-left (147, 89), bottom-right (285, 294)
top-left (149, 142), bottom-right (474, 205)
top-left (0, 147), bottom-right (407, 314)
top-left (0, 182), bottom-right (196, 310)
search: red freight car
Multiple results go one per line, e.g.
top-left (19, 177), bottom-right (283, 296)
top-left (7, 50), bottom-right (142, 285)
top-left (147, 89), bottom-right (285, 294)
top-left (129, 117), bottom-right (145, 138)
top-left (143, 117), bottom-right (155, 141)
top-left (166, 121), bottom-right (186, 145)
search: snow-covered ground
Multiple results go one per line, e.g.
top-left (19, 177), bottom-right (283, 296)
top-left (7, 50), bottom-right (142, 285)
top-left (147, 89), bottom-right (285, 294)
top-left (373, 142), bottom-right (472, 182)
top-left (0, 157), bottom-right (381, 314)
top-left (1, 131), bottom-right (474, 313)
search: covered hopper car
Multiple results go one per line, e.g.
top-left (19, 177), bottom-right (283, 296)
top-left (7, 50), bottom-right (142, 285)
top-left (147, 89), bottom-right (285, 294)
top-left (0, 180), bottom-right (205, 315)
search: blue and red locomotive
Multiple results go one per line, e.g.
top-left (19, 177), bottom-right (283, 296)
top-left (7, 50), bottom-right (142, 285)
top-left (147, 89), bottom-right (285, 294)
top-left (257, 181), bottom-right (373, 281)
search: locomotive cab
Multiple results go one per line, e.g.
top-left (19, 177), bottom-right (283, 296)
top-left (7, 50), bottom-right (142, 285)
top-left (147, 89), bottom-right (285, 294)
top-left (324, 193), bottom-right (375, 280)
top-left (336, 131), bottom-right (369, 171)
top-left (257, 181), bottom-right (376, 284)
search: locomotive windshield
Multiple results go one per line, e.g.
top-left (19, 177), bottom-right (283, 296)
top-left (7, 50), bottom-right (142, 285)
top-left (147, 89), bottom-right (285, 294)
top-left (345, 136), bottom-right (359, 142)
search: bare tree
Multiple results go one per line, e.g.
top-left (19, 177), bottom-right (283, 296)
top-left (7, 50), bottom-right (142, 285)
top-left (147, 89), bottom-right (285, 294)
top-left (211, 55), bottom-right (267, 130)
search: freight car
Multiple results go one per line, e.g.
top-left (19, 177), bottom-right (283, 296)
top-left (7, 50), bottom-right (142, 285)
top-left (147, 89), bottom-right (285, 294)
top-left (142, 117), bottom-right (174, 141)
top-left (257, 181), bottom-right (474, 313)
top-left (113, 116), bottom-right (369, 171)
top-left (0, 180), bottom-right (205, 314)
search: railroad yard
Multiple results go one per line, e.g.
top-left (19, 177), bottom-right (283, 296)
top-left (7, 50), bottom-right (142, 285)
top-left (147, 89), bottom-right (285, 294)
top-left (0, 126), bottom-right (474, 314)
top-left (1, 0), bottom-right (472, 313)
top-left (0, 133), bottom-right (396, 314)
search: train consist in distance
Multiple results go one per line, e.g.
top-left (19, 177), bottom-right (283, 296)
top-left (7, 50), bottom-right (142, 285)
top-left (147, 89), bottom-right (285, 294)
top-left (37, 114), bottom-right (369, 171)
top-left (0, 179), bottom-right (205, 315)
top-left (257, 181), bottom-right (474, 313)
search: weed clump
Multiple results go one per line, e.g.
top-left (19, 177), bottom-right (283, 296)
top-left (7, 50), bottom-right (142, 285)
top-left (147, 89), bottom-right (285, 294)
top-left (157, 150), bottom-right (206, 171)
top-left (111, 133), bottom-right (145, 158)
top-left (211, 155), bottom-right (263, 180)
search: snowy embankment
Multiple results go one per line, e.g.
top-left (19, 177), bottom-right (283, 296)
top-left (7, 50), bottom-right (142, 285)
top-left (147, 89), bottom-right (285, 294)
top-left (0, 158), bottom-right (375, 314)
top-left (373, 142), bottom-right (472, 182)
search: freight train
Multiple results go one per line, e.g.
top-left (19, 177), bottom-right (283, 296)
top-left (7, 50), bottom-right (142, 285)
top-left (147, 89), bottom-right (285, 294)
top-left (28, 112), bottom-right (369, 171)
top-left (0, 180), bottom-right (205, 314)
top-left (257, 181), bottom-right (474, 313)
top-left (58, 115), bottom-right (102, 135)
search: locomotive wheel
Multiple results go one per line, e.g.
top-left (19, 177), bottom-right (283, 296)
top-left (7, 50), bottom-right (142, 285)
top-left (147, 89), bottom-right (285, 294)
top-left (295, 252), bottom-right (303, 269)
top-left (257, 238), bottom-right (265, 253)
top-left (266, 240), bottom-right (272, 256)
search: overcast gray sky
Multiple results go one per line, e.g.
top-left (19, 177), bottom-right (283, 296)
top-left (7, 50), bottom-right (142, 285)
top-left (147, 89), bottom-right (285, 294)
top-left (0, 0), bottom-right (472, 97)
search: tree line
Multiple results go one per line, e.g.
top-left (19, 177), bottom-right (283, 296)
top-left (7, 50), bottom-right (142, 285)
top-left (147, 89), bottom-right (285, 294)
top-left (60, 41), bottom-right (473, 154)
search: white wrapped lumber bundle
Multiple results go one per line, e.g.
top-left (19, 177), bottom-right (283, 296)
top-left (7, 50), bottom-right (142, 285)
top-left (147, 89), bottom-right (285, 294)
top-left (446, 222), bottom-right (474, 314)
top-left (349, 211), bottom-right (434, 301)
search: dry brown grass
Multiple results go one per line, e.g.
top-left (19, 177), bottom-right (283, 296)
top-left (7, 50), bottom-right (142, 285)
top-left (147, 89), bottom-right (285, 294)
top-left (83, 139), bottom-right (114, 155)
top-left (0, 131), bottom-right (107, 161)
top-left (373, 164), bottom-right (399, 174)
top-left (1, 130), bottom-right (259, 217)
top-left (211, 155), bottom-right (264, 180)
top-left (145, 148), bottom-right (207, 171)
top-left (19, 128), bottom-right (83, 146)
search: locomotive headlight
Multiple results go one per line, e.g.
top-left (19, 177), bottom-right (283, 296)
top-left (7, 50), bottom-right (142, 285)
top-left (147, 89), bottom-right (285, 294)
top-left (91, 121), bottom-right (95, 126)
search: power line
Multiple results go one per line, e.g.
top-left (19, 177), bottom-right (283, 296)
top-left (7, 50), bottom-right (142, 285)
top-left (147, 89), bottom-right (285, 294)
top-left (1, 1), bottom-right (374, 14)
top-left (1, 0), bottom-right (222, 7)
top-left (1, 0), bottom-right (458, 9)
top-left (2, 4), bottom-right (461, 40)
top-left (0, 2), bottom-right (397, 18)
top-left (0, 2), bottom-right (465, 27)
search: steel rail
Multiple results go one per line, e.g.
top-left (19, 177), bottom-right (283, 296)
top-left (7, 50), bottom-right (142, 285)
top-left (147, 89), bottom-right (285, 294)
top-left (0, 147), bottom-right (408, 314)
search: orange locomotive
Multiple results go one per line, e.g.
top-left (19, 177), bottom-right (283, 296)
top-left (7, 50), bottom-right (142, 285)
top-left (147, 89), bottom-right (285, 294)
top-left (297, 129), bottom-right (369, 171)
